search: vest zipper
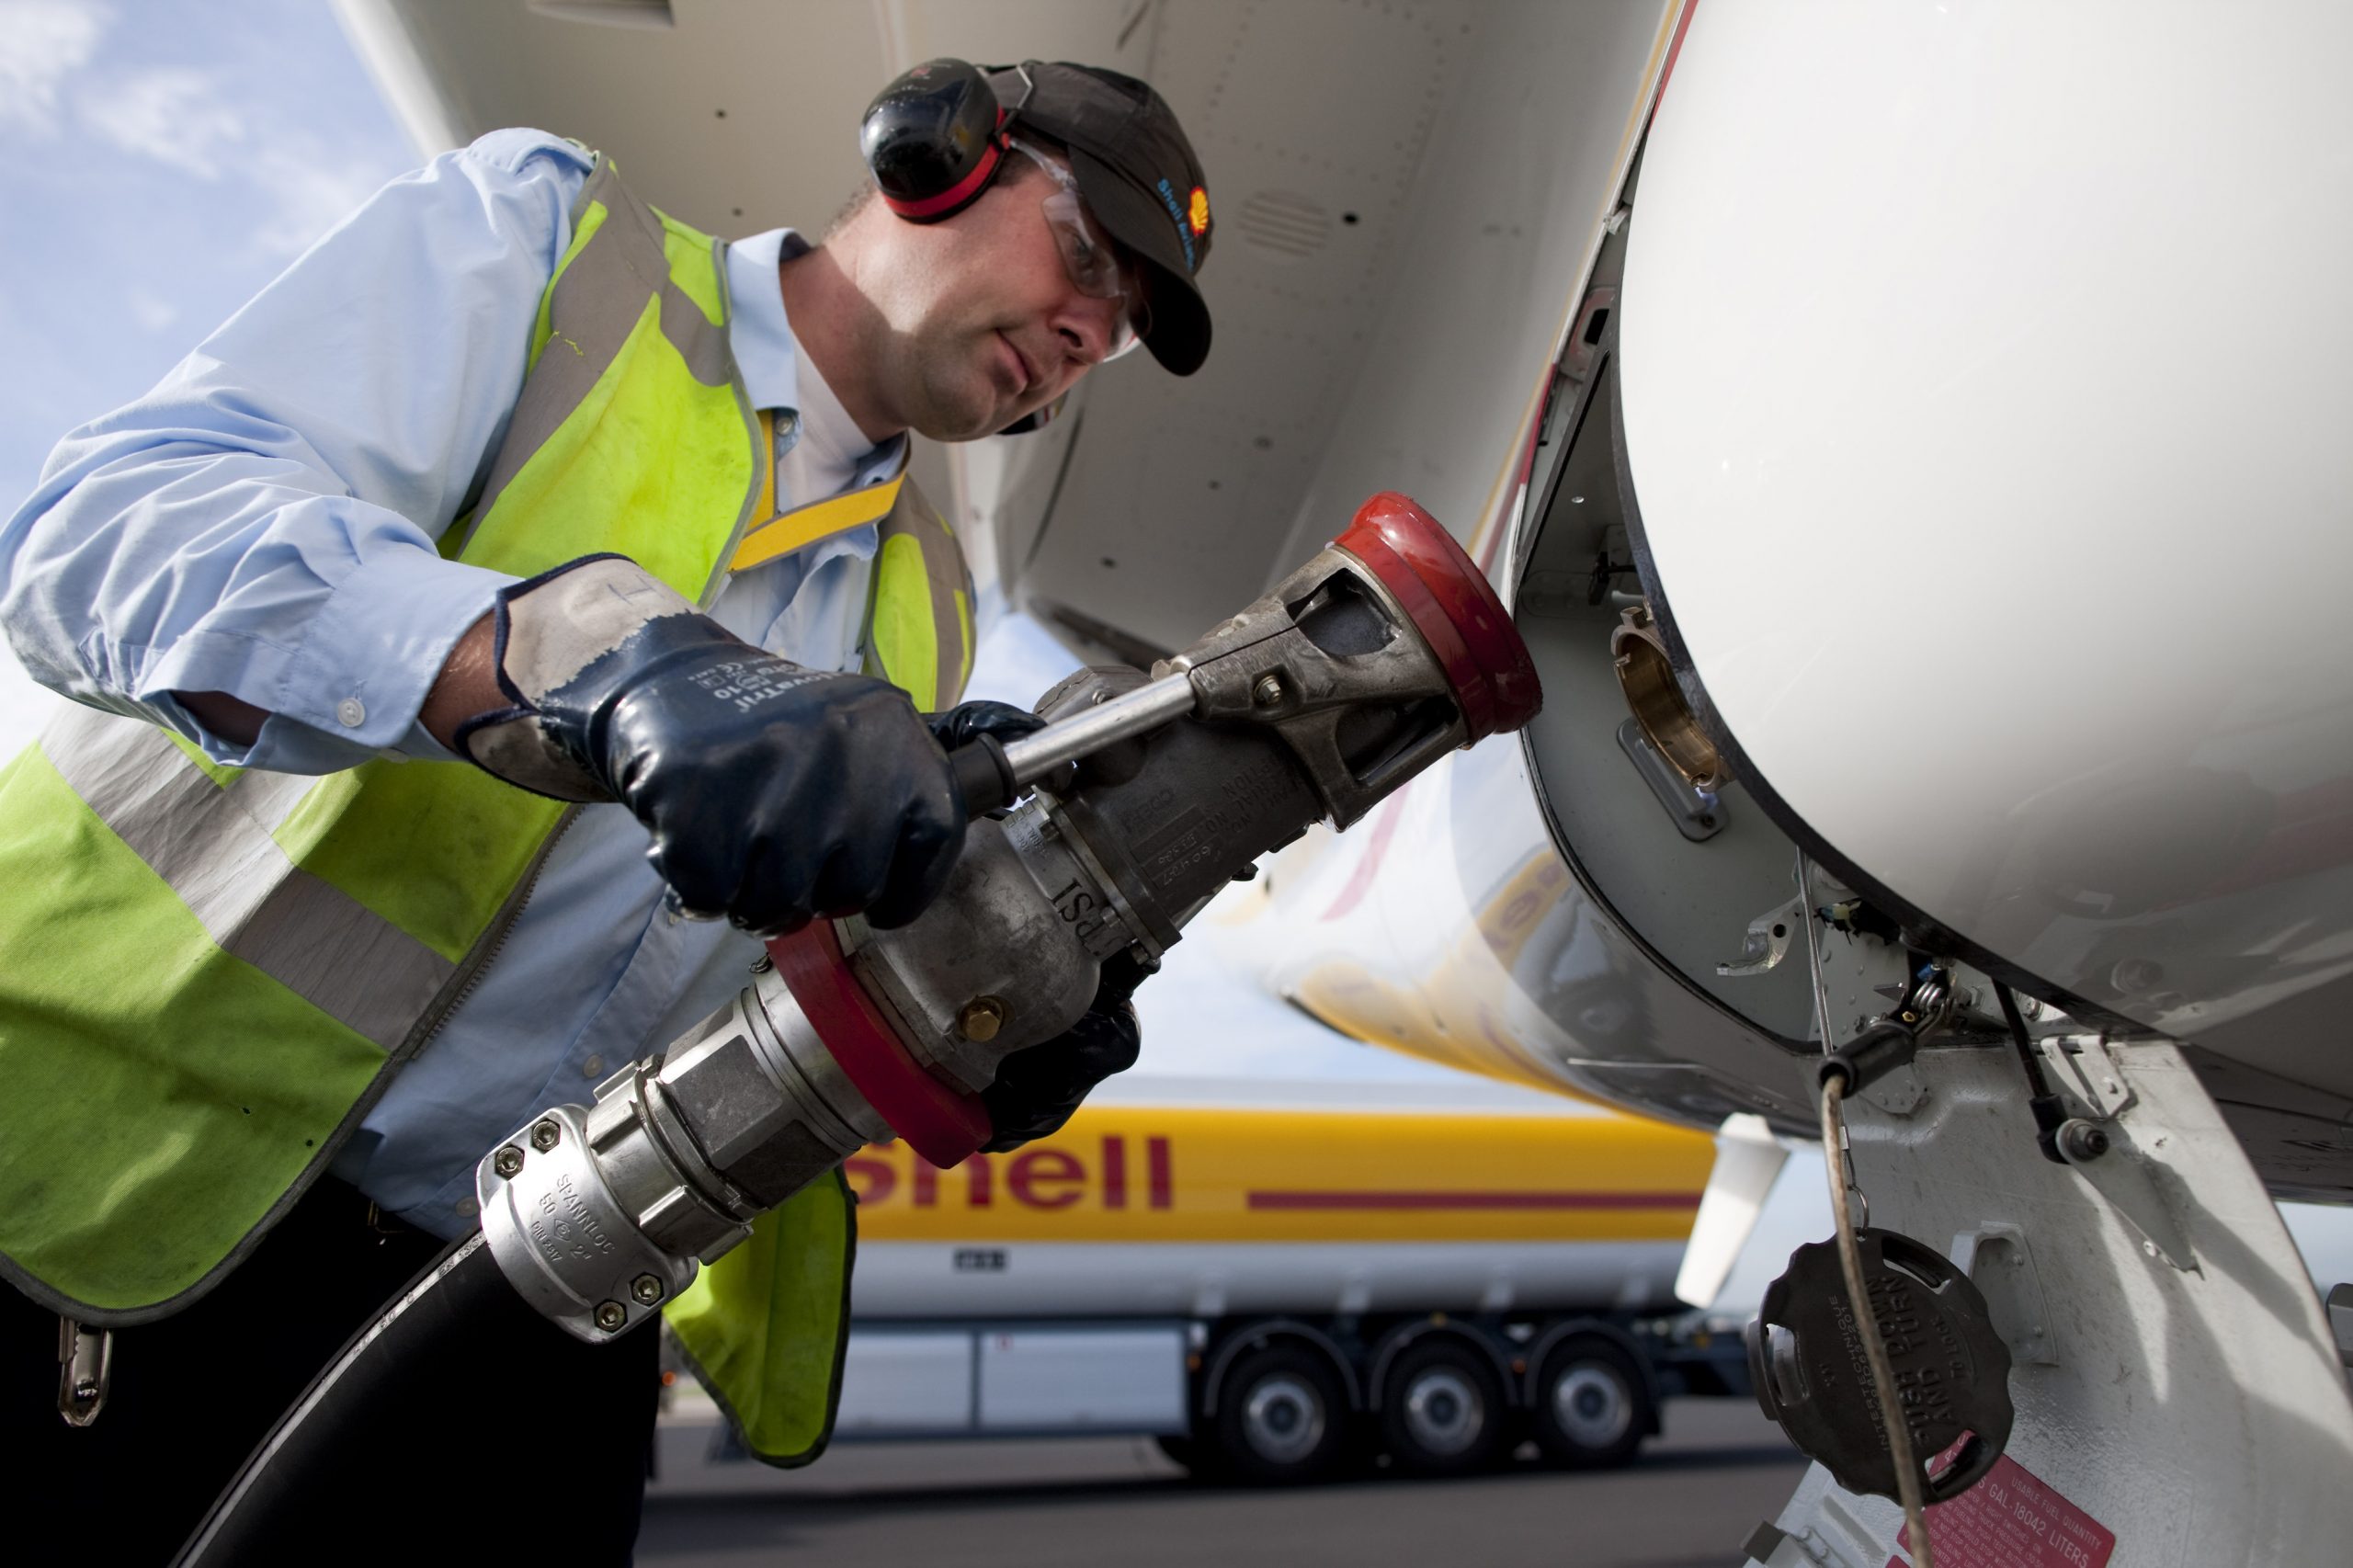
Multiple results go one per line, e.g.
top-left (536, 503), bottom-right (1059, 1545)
top-left (399, 804), bottom-right (584, 1062)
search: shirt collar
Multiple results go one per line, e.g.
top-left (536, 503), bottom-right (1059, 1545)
top-left (723, 227), bottom-right (906, 492)
top-left (722, 228), bottom-right (802, 417)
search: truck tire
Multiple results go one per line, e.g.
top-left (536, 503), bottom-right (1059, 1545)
top-left (1532, 1337), bottom-right (1649, 1468)
top-left (1211, 1345), bottom-right (1348, 1484)
top-left (1380, 1338), bottom-right (1506, 1477)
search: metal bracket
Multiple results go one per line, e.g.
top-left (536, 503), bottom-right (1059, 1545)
top-left (2055, 1122), bottom-right (2198, 1273)
top-left (1719, 893), bottom-right (1803, 977)
top-left (1857, 1061), bottom-right (1927, 1119)
top-left (1618, 718), bottom-right (1726, 842)
top-left (1948, 1223), bottom-right (2061, 1367)
top-left (1805, 1489), bottom-right (1902, 1568)
top-left (2038, 1034), bottom-right (2138, 1120)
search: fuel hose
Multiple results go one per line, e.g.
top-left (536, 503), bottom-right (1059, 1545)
top-left (176, 1235), bottom-right (529, 1565)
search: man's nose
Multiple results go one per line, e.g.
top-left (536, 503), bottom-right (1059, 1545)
top-left (1052, 294), bottom-right (1122, 366)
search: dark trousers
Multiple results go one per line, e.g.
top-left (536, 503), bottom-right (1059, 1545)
top-left (5, 1177), bottom-right (658, 1566)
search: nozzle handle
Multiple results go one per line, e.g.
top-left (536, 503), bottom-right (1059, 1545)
top-left (949, 736), bottom-right (1019, 818)
top-left (947, 672), bottom-right (1200, 820)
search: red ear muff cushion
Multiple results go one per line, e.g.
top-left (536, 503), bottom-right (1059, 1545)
top-left (881, 137), bottom-right (1006, 222)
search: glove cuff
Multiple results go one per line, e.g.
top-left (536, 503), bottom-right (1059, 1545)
top-left (456, 554), bottom-right (700, 801)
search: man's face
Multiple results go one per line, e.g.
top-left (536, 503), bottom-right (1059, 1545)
top-left (854, 162), bottom-right (1139, 441)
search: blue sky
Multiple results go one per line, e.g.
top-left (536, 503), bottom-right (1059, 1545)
top-left (2, 0), bottom-right (2341, 1304)
top-left (0, 0), bottom-right (413, 738)
top-left (0, 0), bottom-right (413, 508)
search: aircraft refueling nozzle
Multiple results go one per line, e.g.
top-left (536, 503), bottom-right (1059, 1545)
top-left (472, 493), bottom-right (1543, 1342)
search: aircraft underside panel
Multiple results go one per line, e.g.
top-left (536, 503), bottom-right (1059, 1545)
top-left (1746, 1039), bottom-right (2353, 1568)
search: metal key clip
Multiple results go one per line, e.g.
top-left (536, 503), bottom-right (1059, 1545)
top-left (57, 1316), bottom-right (111, 1427)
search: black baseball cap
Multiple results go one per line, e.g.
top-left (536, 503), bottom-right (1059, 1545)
top-left (985, 62), bottom-right (1214, 376)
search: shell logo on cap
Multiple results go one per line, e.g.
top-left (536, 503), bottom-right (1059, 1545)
top-left (1187, 186), bottom-right (1211, 235)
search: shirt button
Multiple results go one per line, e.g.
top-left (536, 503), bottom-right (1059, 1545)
top-left (581, 1054), bottom-right (604, 1080)
top-left (336, 697), bottom-right (366, 728)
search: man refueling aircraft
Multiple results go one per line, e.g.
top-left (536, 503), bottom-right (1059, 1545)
top-left (0, 56), bottom-right (1264, 1564)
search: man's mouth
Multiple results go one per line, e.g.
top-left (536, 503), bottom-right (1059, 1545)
top-left (996, 332), bottom-right (1037, 397)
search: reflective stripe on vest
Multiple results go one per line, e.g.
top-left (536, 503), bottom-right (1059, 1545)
top-left (0, 150), bottom-right (970, 1466)
top-left (0, 154), bottom-right (767, 1323)
top-left (43, 706), bottom-right (457, 1048)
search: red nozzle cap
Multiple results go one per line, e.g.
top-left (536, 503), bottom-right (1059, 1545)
top-left (1334, 493), bottom-right (1542, 741)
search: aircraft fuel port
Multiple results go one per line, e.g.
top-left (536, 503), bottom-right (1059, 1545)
top-left (1611, 603), bottom-right (1728, 790)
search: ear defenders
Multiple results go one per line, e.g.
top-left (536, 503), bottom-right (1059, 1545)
top-left (859, 58), bottom-right (1028, 224)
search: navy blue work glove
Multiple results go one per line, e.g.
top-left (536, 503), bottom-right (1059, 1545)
top-left (930, 695), bottom-right (1144, 1148)
top-left (981, 950), bottom-right (1150, 1151)
top-left (925, 699), bottom-right (1045, 756)
top-left (457, 556), bottom-right (965, 936)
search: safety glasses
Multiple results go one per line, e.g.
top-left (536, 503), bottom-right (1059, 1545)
top-left (1006, 137), bottom-right (1149, 362)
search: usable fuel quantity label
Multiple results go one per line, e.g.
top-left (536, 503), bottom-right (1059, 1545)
top-left (1887, 1450), bottom-right (2116, 1568)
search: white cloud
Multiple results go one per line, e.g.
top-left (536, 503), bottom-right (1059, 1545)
top-left (246, 143), bottom-right (384, 259)
top-left (125, 285), bottom-right (176, 332)
top-left (0, 0), bottom-right (108, 136)
top-left (76, 64), bottom-right (244, 177)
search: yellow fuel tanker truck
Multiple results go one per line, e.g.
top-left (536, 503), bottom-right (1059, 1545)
top-left (800, 1078), bottom-right (1746, 1483)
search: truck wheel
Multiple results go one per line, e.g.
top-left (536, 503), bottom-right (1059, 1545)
top-left (1532, 1338), bottom-right (1649, 1468)
top-left (1380, 1339), bottom-right (1505, 1477)
top-left (1211, 1346), bottom-right (1347, 1484)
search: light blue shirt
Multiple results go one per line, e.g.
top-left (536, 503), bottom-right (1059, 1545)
top-left (0, 130), bottom-right (911, 1236)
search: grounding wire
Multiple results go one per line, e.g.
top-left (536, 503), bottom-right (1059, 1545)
top-left (1819, 1075), bottom-right (1934, 1568)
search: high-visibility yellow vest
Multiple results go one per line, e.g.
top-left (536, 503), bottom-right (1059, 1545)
top-left (0, 155), bottom-right (973, 1464)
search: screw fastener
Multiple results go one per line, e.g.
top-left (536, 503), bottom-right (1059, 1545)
top-left (493, 1145), bottom-right (524, 1177)
top-left (593, 1301), bottom-right (628, 1333)
top-left (1252, 675), bottom-right (1285, 707)
top-left (631, 1274), bottom-right (665, 1305)
top-left (530, 1119), bottom-right (561, 1152)
top-left (958, 996), bottom-right (1008, 1042)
